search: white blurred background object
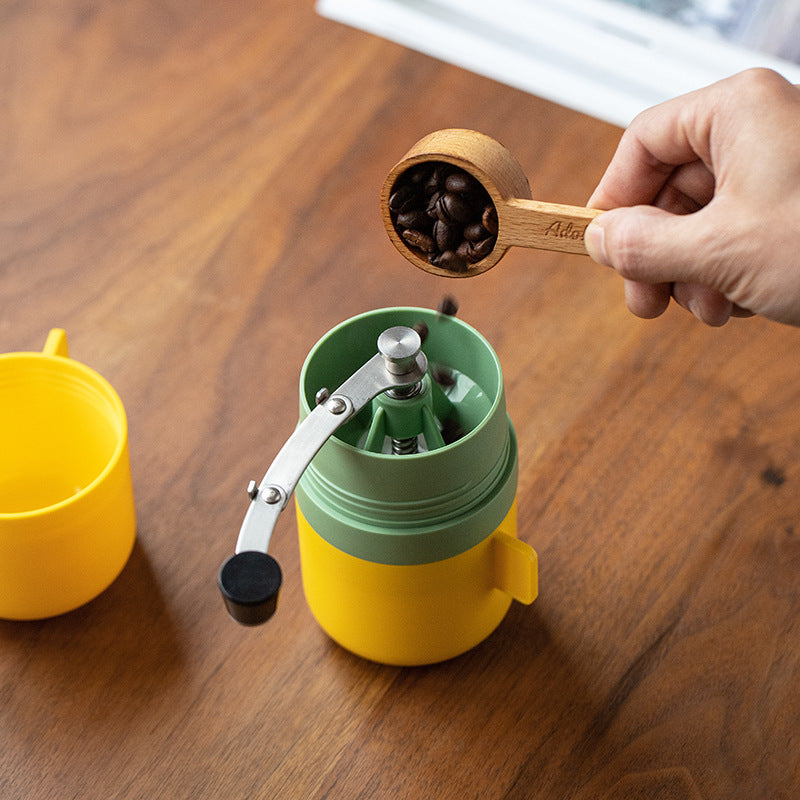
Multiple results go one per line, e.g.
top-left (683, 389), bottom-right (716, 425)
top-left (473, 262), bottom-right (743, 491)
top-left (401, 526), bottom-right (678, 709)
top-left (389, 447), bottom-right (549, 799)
top-left (316, 0), bottom-right (800, 127)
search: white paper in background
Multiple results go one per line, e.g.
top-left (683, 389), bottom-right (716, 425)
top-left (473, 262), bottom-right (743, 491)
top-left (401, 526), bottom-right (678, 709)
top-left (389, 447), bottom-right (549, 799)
top-left (316, 0), bottom-right (800, 127)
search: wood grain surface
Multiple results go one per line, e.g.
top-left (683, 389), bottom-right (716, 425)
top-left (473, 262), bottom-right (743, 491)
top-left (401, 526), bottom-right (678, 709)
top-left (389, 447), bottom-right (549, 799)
top-left (2, 2), bottom-right (799, 799)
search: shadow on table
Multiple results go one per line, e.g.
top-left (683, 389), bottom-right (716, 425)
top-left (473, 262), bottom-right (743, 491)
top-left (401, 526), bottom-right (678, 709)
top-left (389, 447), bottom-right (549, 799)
top-left (0, 535), bottom-right (186, 718)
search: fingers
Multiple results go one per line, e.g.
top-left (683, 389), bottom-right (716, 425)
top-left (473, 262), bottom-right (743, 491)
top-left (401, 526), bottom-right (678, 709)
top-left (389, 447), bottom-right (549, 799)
top-left (585, 69), bottom-right (800, 327)
top-left (623, 280), bottom-right (671, 319)
top-left (590, 70), bottom-right (799, 214)
top-left (587, 159), bottom-right (719, 325)
top-left (585, 205), bottom-right (741, 326)
top-left (585, 204), bottom-right (725, 284)
top-left (621, 280), bottom-right (740, 326)
top-left (587, 90), bottom-right (717, 212)
top-left (652, 160), bottom-right (715, 214)
top-left (672, 283), bottom-right (734, 326)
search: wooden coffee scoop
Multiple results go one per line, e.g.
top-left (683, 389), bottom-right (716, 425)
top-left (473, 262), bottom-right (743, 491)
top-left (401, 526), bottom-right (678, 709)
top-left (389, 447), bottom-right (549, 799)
top-left (381, 128), bottom-right (603, 278)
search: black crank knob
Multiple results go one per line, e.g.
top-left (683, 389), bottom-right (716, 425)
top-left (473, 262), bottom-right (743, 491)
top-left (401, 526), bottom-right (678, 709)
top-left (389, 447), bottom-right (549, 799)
top-left (218, 551), bottom-right (282, 626)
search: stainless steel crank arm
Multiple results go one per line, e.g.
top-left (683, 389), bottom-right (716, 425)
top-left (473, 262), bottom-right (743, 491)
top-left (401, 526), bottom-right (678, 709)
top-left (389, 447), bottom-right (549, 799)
top-left (218, 326), bottom-right (427, 625)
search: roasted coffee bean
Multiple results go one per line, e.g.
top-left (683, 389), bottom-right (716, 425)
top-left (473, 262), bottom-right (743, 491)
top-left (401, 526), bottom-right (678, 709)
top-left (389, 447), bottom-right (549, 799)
top-left (402, 228), bottom-right (436, 253)
top-left (470, 236), bottom-right (495, 261)
top-left (435, 250), bottom-right (467, 273)
top-left (429, 193), bottom-right (450, 221)
top-left (456, 236), bottom-right (496, 264)
top-left (441, 192), bottom-right (472, 224)
top-left (437, 295), bottom-right (459, 316)
top-left (456, 241), bottom-right (473, 262)
top-left (396, 209), bottom-right (431, 232)
top-left (444, 171), bottom-right (477, 194)
top-left (463, 222), bottom-right (488, 242)
top-left (388, 160), bottom-right (497, 272)
top-left (389, 184), bottom-right (415, 213)
top-left (431, 364), bottom-right (455, 387)
top-left (482, 204), bottom-right (499, 235)
top-left (440, 416), bottom-right (466, 444)
top-left (426, 191), bottom-right (443, 218)
top-left (412, 321), bottom-right (429, 344)
top-left (455, 241), bottom-right (481, 264)
top-left (434, 219), bottom-right (461, 252)
top-left (406, 164), bottom-right (429, 185)
top-left (425, 165), bottom-right (452, 193)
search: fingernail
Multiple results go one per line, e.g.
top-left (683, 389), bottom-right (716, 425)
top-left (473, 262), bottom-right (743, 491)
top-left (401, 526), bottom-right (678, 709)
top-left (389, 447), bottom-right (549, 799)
top-left (584, 220), bottom-right (609, 266)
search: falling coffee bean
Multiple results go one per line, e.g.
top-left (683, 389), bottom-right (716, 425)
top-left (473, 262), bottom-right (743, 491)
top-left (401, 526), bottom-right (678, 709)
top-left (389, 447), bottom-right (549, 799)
top-left (437, 295), bottom-right (459, 316)
top-left (388, 161), bottom-right (497, 273)
top-left (412, 321), bottom-right (429, 344)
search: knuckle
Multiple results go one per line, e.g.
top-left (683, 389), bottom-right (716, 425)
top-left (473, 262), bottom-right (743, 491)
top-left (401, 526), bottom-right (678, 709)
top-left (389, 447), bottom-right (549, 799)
top-left (730, 66), bottom-right (787, 99)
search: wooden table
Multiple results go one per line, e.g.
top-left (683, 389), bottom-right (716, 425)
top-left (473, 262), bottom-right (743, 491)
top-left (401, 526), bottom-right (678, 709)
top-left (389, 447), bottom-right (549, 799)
top-left (2, 3), bottom-right (799, 798)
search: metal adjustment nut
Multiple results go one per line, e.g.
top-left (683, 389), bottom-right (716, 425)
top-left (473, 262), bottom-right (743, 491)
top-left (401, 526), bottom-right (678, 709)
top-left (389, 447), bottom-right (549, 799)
top-left (377, 326), bottom-right (422, 375)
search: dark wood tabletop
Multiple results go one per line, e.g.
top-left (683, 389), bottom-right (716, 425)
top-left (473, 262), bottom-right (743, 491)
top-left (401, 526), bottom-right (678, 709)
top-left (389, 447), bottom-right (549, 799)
top-left (2, 3), bottom-right (799, 799)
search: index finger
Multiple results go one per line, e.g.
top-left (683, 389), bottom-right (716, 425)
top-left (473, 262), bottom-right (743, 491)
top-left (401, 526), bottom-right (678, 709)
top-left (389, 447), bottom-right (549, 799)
top-left (587, 82), bottom-right (718, 210)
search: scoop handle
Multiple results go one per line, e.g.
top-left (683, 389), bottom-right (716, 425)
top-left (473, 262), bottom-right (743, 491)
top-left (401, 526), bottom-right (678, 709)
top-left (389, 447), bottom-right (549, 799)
top-left (499, 199), bottom-right (603, 256)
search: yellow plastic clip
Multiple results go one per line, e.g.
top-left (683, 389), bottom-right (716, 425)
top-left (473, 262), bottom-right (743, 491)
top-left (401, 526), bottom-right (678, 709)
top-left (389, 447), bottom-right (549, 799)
top-left (493, 530), bottom-right (538, 604)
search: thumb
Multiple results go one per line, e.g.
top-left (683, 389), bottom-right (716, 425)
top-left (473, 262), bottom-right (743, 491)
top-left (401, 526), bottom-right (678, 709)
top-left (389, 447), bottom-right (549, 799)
top-left (584, 205), bottom-right (715, 286)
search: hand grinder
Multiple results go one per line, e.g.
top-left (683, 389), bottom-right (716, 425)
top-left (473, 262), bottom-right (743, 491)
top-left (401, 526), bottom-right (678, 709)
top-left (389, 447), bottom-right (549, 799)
top-left (218, 306), bottom-right (537, 665)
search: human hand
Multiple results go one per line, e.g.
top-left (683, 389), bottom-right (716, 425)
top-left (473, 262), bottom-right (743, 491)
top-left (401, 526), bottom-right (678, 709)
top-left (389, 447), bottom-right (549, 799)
top-left (584, 68), bottom-right (800, 326)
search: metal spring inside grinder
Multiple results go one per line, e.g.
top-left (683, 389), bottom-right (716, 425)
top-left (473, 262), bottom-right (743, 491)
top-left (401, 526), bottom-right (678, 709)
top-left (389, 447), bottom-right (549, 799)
top-left (392, 437), bottom-right (419, 455)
